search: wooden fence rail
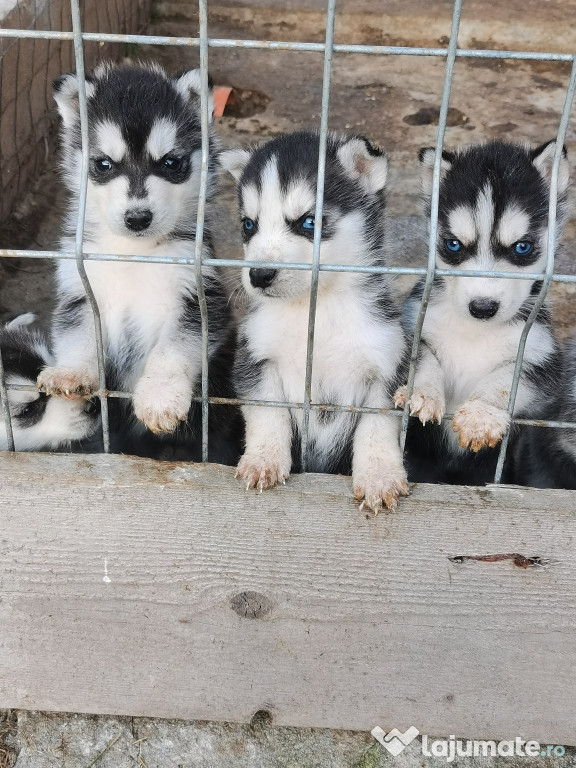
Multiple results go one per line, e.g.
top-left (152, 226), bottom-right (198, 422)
top-left (0, 452), bottom-right (574, 744)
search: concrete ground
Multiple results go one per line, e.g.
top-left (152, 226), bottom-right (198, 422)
top-left (2, 0), bottom-right (576, 766)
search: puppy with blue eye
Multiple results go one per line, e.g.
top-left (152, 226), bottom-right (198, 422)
top-left (395, 140), bottom-right (567, 485)
top-left (221, 131), bottom-right (410, 513)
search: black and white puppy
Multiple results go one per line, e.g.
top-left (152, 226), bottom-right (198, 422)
top-left (0, 314), bottom-right (98, 451)
top-left (38, 62), bottom-right (240, 464)
top-left (395, 140), bottom-right (567, 485)
top-left (221, 132), bottom-right (409, 512)
top-left (512, 339), bottom-right (576, 489)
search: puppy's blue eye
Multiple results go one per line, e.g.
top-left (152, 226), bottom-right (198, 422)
top-left (301, 216), bottom-right (315, 231)
top-left (163, 156), bottom-right (182, 171)
top-left (513, 241), bottom-right (533, 255)
top-left (444, 238), bottom-right (462, 253)
top-left (94, 157), bottom-right (113, 173)
top-left (242, 218), bottom-right (255, 233)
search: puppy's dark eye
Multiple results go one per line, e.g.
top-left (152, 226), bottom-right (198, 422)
top-left (444, 238), bottom-right (462, 253)
top-left (513, 240), bottom-right (533, 255)
top-left (162, 156), bottom-right (183, 171)
top-left (242, 218), bottom-right (256, 234)
top-left (301, 215), bottom-right (315, 231)
top-left (93, 157), bottom-right (114, 174)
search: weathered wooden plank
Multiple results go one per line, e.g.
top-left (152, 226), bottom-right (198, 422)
top-left (0, 451), bottom-right (575, 744)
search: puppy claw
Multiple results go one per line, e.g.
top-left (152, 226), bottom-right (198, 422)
top-left (393, 386), bottom-right (407, 410)
top-left (394, 385), bottom-right (445, 425)
top-left (353, 465), bottom-right (409, 514)
top-left (452, 399), bottom-right (510, 452)
top-left (236, 453), bottom-right (290, 492)
top-left (37, 366), bottom-right (98, 399)
top-left (133, 375), bottom-right (192, 435)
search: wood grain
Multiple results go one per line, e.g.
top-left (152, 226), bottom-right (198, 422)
top-left (0, 452), bottom-right (574, 743)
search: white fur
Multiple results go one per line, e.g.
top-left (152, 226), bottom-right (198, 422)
top-left (147, 118), bottom-right (178, 161)
top-left (39, 66), bottom-right (215, 436)
top-left (95, 120), bottom-right (127, 163)
top-left (228, 137), bottom-right (408, 512)
top-left (448, 205), bottom-right (475, 245)
top-left (497, 205), bottom-right (531, 245)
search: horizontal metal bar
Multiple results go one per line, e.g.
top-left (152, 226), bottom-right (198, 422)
top-left (3, 248), bottom-right (576, 283)
top-left (10, 381), bottom-right (574, 429)
top-left (0, 28), bottom-right (573, 62)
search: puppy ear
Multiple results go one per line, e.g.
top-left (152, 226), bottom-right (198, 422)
top-left (173, 69), bottom-right (215, 124)
top-left (531, 140), bottom-right (570, 195)
top-left (418, 146), bottom-right (454, 199)
top-left (220, 148), bottom-right (251, 181)
top-left (53, 73), bottom-right (95, 128)
top-left (337, 136), bottom-right (388, 194)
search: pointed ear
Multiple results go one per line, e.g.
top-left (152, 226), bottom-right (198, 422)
top-left (531, 140), bottom-right (570, 195)
top-left (418, 146), bottom-right (454, 199)
top-left (219, 148), bottom-right (251, 181)
top-left (53, 73), bottom-right (95, 128)
top-left (336, 137), bottom-right (388, 194)
top-left (173, 69), bottom-right (215, 124)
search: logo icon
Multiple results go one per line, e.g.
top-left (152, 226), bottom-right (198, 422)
top-left (371, 726), bottom-right (420, 756)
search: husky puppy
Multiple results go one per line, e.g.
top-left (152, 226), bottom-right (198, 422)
top-left (221, 132), bottom-right (409, 512)
top-left (512, 339), bottom-right (576, 489)
top-left (395, 140), bottom-right (567, 485)
top-left (0, 314), bottom-right (98, 451)
top-left (37, 62), bottom-right (240, 464)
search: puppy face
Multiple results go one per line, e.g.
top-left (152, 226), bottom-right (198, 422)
top-left (420, 140), bottom-right (570, 322)
top-left (54, 64), bottom-right (216, 239)
top-left (221, 132), bottom-right (388, 302)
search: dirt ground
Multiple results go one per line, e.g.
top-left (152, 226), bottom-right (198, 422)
top-left (1, 0), bottom-right (576, 336)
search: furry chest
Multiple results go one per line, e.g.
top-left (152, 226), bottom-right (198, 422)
top-left (246, 302), bottom-right (395, 407)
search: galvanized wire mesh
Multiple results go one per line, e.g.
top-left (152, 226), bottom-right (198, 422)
top-left (0, 0), bottom-right (574, 483)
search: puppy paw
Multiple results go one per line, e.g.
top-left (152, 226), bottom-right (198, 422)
top-left (393, 385), bottom-right (408, 410)
top-left (133, 375), bottom-right (192, 434)
top-left (394, 385), bottom-right (444, 425)
top-left (452, 399), bottom-right (510, 452)
top-left (353, 463), bottom-right (409, 514)
top-left (37, 366), bottom-right (98, 399)
top-left (235, 452), bottom-right (290, 492)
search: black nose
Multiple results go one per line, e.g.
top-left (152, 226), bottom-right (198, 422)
top-left (469, 298), bottom-right (500, 319)
top-left (249, 268), bottom-right (277, 289)
top-left (124, 209), bottom-right (152, 232)
top-left (83, 398), bottom-right (100, 416)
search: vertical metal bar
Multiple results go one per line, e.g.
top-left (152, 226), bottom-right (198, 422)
top-left (0, 346), bottom-right (15, 451)
top-left (195, 0), bottom-right (211, 462)
top-left (69, 0), bottom-right (110, 452)
top-left (494, 55), bottom-right (576, 482)
top-left (399, 0), bottom-right (463, 452)
top-left (300, 0), bottom-right (337, 471)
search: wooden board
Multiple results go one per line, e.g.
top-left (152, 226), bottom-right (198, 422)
top-left (0, 451), bottom-right (575, 744)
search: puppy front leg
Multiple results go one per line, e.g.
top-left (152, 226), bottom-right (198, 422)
top-left (37, 295), bottom-right (100, 399)
top-left (394, 342), bottom-right (445, 425)
top-left (236, 363), bottom-right (292, 491)
top-left (133, 337), bottom-right (200, 434)
top-left (353, 383), bottom-right (409, 514)
top-left (452, 362), bottom-right (525, 452)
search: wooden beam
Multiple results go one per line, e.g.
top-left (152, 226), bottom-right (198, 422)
top-left (0, 452), bottom-right (574, 744)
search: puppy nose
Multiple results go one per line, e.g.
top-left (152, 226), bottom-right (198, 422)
top-left (249, 268), bottom-right (277, 289)
top-left (124, 209), bottom-right (152, 232)
top-left (83, 398), bottom-right (100, 416)
top-left (468, 298), bottom-right (500, 319)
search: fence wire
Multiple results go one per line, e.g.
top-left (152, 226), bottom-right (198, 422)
top-left (0, 0), bottom-right (574, 481)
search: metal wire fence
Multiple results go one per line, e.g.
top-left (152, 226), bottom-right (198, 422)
top-left (0, 0), bottom-right (574, 483)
